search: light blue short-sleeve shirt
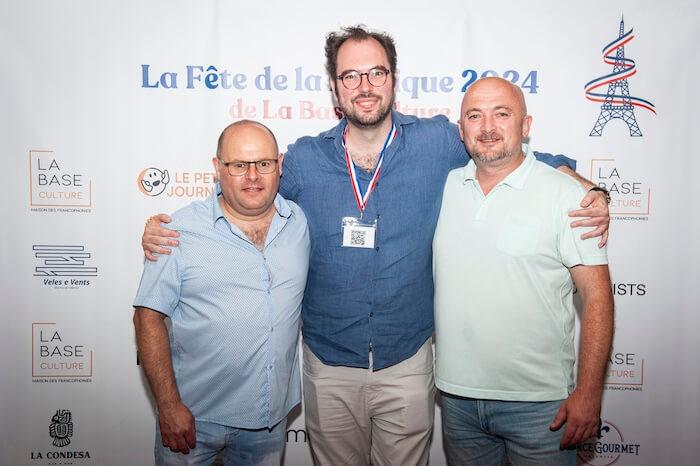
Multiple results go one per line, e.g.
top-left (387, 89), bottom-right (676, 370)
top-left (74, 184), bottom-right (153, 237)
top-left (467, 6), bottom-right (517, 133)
top-left (433, 146), bottom-right (608, 401)
top-left (134, 185), bottom-right (310, 429)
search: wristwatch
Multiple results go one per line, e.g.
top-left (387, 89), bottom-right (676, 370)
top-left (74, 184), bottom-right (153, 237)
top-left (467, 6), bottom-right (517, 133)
top-left (589, 186), bottom-right (611, 204)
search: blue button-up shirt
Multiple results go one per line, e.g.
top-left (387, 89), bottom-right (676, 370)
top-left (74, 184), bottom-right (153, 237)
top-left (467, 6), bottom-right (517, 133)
top-left (281, 111), bottom-right (574, 370)
top-left (133, 185), bottom-right (309, 429)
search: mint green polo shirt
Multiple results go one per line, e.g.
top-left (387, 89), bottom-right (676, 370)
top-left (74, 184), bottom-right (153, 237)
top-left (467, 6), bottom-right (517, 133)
top-left (433, 145), bottom-right (608, 401)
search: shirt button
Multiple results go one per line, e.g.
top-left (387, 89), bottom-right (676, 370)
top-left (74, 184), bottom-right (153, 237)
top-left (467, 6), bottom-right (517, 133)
top-left (267, 365), bottom-right (273, 370)
top-left (369, 312), bottom-right (374, 317)
top-left (375, 246), bottom-right (380, 251)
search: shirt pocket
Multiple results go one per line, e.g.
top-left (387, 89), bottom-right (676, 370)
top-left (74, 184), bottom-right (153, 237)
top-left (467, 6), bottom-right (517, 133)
top-left (496, 214), bottom-right (541, 256)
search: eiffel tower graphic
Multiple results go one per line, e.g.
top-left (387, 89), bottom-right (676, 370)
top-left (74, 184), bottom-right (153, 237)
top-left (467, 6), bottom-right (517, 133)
top-left (585, 16), bottom-right (655, 137)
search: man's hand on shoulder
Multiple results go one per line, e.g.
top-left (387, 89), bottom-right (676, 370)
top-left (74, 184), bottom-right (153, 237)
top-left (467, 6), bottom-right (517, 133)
top-left (569, 189), bottom-right (610, 248)
top-left (549, 388), bottom-right (602, 449)
top-left (158, 401), bottom-right (196, 453)
top-left (142, 213), bottom-right (179, 261)
top-left (556, 166), bottom-right (610, 247)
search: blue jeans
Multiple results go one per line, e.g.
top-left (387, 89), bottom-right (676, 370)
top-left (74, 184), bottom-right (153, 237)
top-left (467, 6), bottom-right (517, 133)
top-left (154, 419), bottom-right (285, 466)
top-left (441, 394), bottom-right (575, 466)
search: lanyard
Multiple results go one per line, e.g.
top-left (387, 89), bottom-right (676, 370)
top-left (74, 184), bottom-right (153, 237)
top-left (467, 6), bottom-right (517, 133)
top-left (342, 123), bottom-right (397, 216)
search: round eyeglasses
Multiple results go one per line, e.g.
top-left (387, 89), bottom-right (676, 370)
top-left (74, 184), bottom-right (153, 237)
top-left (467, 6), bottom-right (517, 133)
top-left (219, 159), bottom-right (278, 176)
top-left (336, 66), bottom-right (390, 90)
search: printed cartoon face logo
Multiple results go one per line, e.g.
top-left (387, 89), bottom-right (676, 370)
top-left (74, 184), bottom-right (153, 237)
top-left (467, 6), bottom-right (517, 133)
top-left (137, 167), bottom-right (170, 196)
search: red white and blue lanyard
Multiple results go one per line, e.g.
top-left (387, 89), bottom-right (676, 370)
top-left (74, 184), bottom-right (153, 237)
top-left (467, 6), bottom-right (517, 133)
top-left (342, 123), bottom-right (398, 217)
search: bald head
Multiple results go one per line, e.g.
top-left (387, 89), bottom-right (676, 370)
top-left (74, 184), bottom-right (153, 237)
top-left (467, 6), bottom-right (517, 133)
top-left (213, 119), bottom-right (283, 221)
top-left (458, 77), bottom-right (532, 167)
top-left (216, 120), bottom-right (279, 159)
top-left (461, 77), bottom-right (527, 118)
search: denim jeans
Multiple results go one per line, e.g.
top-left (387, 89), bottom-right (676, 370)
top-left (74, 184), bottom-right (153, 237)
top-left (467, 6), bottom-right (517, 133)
top-left (441, 394), bottom-right (575, 466)
top-left (154, 419), bottom-right (285, 466)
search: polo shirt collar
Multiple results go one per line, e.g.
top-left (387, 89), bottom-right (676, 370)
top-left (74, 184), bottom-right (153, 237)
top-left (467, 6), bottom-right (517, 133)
top-left (463, 143), bottom-right (536, 190)
top-left (210, 182), bottom-right (292, 226)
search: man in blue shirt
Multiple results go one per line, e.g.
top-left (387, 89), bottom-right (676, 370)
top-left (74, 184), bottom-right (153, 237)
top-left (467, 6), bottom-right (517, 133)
top-left (142, 26), bottom-right (609, 466)
top-left (134, 120), bottom-right (309, 465)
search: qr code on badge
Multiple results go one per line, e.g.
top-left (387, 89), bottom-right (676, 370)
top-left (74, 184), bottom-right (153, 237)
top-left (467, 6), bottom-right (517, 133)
top-left (350, 230), bottom-right (366, 245)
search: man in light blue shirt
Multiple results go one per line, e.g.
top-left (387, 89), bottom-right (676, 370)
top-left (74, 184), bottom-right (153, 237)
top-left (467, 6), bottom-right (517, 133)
top-left (133, 120), bottom-right (309, 465)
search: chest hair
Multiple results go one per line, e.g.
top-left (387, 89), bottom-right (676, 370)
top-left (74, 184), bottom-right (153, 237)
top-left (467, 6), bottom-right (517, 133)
top-left (240, 220), bottom-right (272, 251)
top-left (351, 151), bottom-right (380, 172)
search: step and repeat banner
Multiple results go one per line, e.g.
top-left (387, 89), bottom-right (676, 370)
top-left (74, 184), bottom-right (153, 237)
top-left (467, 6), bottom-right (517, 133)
top-left (2, 1), bottom-right (698, 465)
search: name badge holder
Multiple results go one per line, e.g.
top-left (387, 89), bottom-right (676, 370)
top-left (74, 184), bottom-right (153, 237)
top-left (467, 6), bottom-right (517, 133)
top-left (342, 216), bottom-right (377, 248)
top-left (340, 124), bottom-right (396, 249)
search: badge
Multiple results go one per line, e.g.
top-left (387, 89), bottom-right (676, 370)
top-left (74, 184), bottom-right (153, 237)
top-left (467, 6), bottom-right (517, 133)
top-left (341, 216), bottom-right (377, 248)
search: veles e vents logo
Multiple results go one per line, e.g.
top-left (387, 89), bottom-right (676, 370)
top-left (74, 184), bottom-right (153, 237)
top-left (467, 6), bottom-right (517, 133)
top-left (33, 245), bottom-right (97, 288)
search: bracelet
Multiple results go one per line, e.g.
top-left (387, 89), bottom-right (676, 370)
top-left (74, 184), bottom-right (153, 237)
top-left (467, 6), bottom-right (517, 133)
top-left (588, 186), bottom-right (611, 205)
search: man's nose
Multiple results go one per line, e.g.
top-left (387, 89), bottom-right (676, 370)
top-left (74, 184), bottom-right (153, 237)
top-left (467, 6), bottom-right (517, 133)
top-left (357, 73), bottom-right (373, 93)
top-left (482, 114), bottom-right (496, 131)
top-left (245, 163), bottom-right (261, 180)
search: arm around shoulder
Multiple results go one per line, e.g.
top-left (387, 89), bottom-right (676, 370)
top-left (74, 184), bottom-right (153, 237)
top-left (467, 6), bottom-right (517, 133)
top-left (552, 163), bottom-right (610, 247)
top-left (142, 213), bottom-right (180, 261)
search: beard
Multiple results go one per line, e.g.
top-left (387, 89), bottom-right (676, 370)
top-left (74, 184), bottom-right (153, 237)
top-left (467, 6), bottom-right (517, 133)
top-left (471, 149), bottom-right (513, 165)
top-left (469, 131), bottom-right (515, 165)
top-left (338, 91), bottom-right (395, 129)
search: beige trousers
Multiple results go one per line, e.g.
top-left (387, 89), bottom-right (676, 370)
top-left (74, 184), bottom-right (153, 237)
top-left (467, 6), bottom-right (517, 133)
top-left (302, 338), bottom-right (435, 466)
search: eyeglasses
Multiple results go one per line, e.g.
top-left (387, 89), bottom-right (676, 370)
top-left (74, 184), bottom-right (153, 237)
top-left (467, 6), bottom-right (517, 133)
top-left (219, 159), bottom-right (278, 176)
top-left (336, 66), bottom-right (390, 90)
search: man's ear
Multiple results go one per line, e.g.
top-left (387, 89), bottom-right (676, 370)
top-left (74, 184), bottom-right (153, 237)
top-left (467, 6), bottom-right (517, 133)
top-left (277, 153), bottom-right (285, 176)
top-left (329, 78), bottom-right (337, 97)
top-left (522, 115), bottom-right (533, 139)
top-left (212, 157), bottom-right (222, 182)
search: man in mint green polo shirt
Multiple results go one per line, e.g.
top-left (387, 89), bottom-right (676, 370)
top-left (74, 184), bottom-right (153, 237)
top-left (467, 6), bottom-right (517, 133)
top-left (433, 77), bottom-right (614, 465)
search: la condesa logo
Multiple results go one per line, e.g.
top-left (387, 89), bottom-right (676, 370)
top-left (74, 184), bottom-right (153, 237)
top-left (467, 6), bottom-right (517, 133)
top-left (137, 166), bottom-right (215, 199)
top-left (29, 409), bottom-right (92, 463)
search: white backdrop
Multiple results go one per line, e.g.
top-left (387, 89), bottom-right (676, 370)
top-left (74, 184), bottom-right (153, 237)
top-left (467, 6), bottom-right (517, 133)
top-left (2, 1), bottom-right (699, 465)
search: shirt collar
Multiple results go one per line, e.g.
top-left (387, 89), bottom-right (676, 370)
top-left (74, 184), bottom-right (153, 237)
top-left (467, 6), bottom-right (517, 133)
top-left (210, 182), bottom-right (292, 226)
top-left (462, 143), bottom-right (536, 190)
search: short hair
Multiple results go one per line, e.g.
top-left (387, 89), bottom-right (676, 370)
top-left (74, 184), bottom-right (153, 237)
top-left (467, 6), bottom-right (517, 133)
top-left (324, 25), bottom-right (397, 79)
top-left (216, 120), bottom-right (279, 158)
